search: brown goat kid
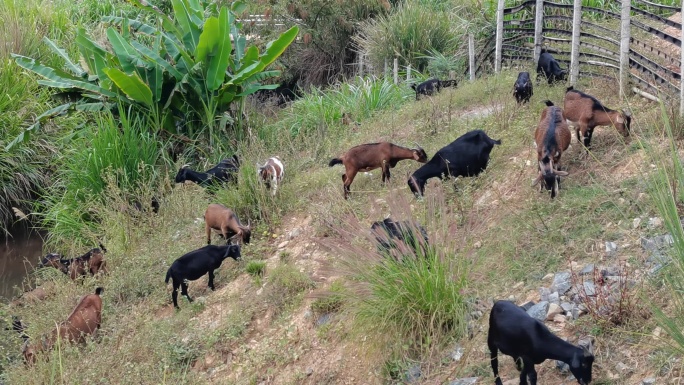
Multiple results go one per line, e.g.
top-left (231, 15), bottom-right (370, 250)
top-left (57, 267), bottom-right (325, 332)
top-left (204, 203), bottom-right (251, 245)
top-left (563, 86), bottom-right (631, 150)
top-left (23, 287), bottom-right (104, 365)
top-left (329, 142), bottom-right (428, 199)
top-left (533, 101), bottom-right (571, 198)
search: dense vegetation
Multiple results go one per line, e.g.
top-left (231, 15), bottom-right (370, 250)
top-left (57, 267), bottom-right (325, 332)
top-left (2, 0), bottom-right (684, 384)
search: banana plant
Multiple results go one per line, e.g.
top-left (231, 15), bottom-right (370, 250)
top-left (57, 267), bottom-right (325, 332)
top-left (7, 0), bottom-right (299, 150)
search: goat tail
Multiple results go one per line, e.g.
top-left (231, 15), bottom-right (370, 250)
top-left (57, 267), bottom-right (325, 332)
top-left (328, 158), bottom-right (343, 167)
top-left (95, 287), bottom-right (104, 296)
top-left (566, 85), bottom-right (574, 92)
top-left (165, 268), bottom-right (171, 284)
top-left (543, 100), bottom-right (554, 107)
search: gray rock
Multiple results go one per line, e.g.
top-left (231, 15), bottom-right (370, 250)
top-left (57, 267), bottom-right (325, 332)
top-left (641, 235), bottom-right (674, 251)
top-left (316, 313), bottom-right (333, 327)
top-left (288, 228), bottom-right (302, 240)
top-left (306, 367), bottom-right (313, 376)
top-left (648, 217), bottom-right (663, 229)
top-left (520, 301), bottom-right (536, 311)
top-left (582, 281), bottom-right (596, 296)
top-left (642, 377), bottom-right (656, 385)
top-left (551, 272), bottom-right (573, 294)
top-left (560, 302), bottom-right (574, 313)
top-left (404, 364), bottom-right (421, 383)
top-left (580, 264), bottom-right (595, 276)
top-left (527, 301), bottom-right (549, 321)
top-left (605, 241), bottom-right (618, 256)
top-left (449, 377), bottom-right (478, 385)
top-left (451, 345), bottom-right (464, 361)
top-left (547, 291), bottom-right (560, 305)
top-left (556, 360), bottom-right (569, 373)
top-left (470, 310), bottom-right (484, 320)
top-left (539, 287), bottom-right (551, 301)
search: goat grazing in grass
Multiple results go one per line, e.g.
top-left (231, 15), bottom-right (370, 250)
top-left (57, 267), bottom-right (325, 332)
top-left (329, 142), bottom-right (428, 199)
top-left (513, 72), bottom-right (533, 104)
top-left (257, 156), bottom-right (285, 196)
top-left (536, 50), bottom-right (567, 85)
top-left (488, 300), bottom-right (595, 385)
top-left (408, 130), bottom-right (501, 197)
top-left (533, 101), bottom-right (571, 199)
top-left (370, 218), bottom-right (429, 259)
top-left (174, 155), bottom-right (240, 187)
top-left (411, 78), bottom-right (441, 100)
top-left (23, 287), bottom-right (104, 365)
top-left (204, 203), bottom-right (252, 245)
top-left (563, 86), bottom-right (631, 150)
top-left (165, 244), bottom-right (242, 309)
top-left (38, 245), bottom-right (108, 279)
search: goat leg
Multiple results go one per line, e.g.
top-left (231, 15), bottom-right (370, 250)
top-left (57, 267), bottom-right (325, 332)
top-left (488, 339), bottom-right (504, 385)
top-left (523, 358), bottom-right (537, 385)
top-left (180, 281), bottom-right (193, 303)
top-left (208, 270), bottom-right (215, 291)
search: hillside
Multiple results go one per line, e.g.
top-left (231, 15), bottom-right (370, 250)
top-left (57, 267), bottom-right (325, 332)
top-left (1, 71), bottom-right (682, 385)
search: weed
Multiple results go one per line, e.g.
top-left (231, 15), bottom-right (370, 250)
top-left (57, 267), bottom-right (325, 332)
top-left (246, 261), bottom-right (266, 277)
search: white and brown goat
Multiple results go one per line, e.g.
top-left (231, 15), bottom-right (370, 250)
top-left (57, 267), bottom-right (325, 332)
top-left (204, 203), bottom-right (251, 245)
top-left (563, 86), bottom-right (631, 150)
top-left (329, 142), bottom-right (428, 199)
top-left (533, 101), bottom-right (571, 199)
top-left (257, 157), bottom-right (284, 196)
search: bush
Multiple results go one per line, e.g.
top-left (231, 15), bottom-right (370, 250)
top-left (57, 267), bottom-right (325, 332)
top-left (246, 261), bottom-right (266, 277)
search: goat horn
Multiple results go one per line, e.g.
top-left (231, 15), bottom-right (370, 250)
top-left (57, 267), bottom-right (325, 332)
top-left (531, 173), bottom-right (542, 187)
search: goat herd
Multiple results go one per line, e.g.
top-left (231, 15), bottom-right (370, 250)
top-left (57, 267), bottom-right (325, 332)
top-left (10, 52), bottom-right (632, 383)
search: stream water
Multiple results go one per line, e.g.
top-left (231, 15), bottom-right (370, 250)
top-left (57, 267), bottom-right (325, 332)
top-left (0, 224), bottom-right (45, 302)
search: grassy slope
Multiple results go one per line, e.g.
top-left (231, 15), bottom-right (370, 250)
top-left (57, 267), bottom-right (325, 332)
top-left (1, 71), bottom-right (677, 384)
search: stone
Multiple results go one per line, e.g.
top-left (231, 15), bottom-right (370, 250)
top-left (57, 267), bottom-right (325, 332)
top-left (560, 302), bottom-right (574, 313)
top-left (449, 377), bottom-right (478, 385)
top-left (648, 217), bottom-right (663, 229)
top-left (451, 345), bottom-right (464, 361)
top-left (551, 272), bottom-right (572, 294)
top-left (527, 301), bottom-right (549, 321)
top-left (539, 287), bottom-right (551, 301)
top-left (616, 362), bottom-right (632, 374)
top-left (582, 281), bottom-right (596, 296)
top-left (653, 327), bottom-right (662, 338)
top-left (316, 313), bottom-right (332, 327)
top-left (580, 264), bottom-right (595, 276)
top-left (547, 291), bottom-right (560, 305)
top-left (546, 303), bottom-right (563, 320)
top-left (605, 241), bottom-right (618, 256)
top-left (474, 241), bottom-right (482, 249)
top-left (556, 360), bottom-right (570, 373)
top-left (404, 364), bottom-right (421, 383)
top-left (277, 241), bottom-right (289, 249)
top-left (641, 235), bottom-right (674, 251)
top-left (642, 377), bottom-right (656, 385)
top-left (288, 228), bottom-right (302, 240)
top-left (553, 314), bottom-right (566, 323)
top-left (633, 217), bottom-right (642, 229)
top-left (520, 301), bottom-right (535, 311)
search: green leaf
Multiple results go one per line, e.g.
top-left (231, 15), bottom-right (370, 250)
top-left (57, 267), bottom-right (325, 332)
top-left (206, 7), bottom-right (233, 91)
top-left (104, 68), bottom-right (153, 107)
top-left (195, 16), bottom-right (218, 63)
top-left (231, 1), bottom-right (246, 14)
top-left (4, 103), bottom-right (73, 151)
top-left (42, 37), bottom-right (86, 78)
top-left (172, 0), bottom-right (201, 52)
top-left (13, 54), bottom-right (83, 82)
top-left (130, 41), bottom-right (184, 80)
top-left (261, 26), bottom-right (299, 68)
top-left (107, 27), bottom-right (145, 74)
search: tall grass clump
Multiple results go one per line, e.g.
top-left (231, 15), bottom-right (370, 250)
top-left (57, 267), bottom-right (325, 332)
top-left (646, 103), bottom-right (684, 355)
top-left (354, 2), bottom-right (458, 72)
top-left (38, 110), bottom-right (162, 249)
top-left (324, 192), bottom-right (470, 361)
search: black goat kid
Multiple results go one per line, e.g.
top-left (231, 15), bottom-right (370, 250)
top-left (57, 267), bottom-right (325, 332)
top-left (488, 300), bottom-right (594, 385)
top-left (165, 244), bottom-right (242, 309)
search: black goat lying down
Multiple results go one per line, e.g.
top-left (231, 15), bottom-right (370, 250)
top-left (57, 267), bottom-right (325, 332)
top-left (370, 218), bottom-right (429, 258)
top-left (165, 244), bottom-right (242, 309)
top-left (488, 300), bottom-right (595, 385)
top-left (175, 155), bottom-right (240, 186)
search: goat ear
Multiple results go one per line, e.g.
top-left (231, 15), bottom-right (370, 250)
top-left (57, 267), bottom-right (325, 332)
top-left (181, 164), bottom-right (190, 169)
top-left (556, 170), bottom-right (569, 176)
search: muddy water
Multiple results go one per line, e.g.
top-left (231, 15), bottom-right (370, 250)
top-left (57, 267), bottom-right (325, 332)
top-left (0, 224), bottom-right (45, 302)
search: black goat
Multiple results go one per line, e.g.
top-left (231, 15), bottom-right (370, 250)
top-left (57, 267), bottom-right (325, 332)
top-left (513, 72), bottom-right (533, 104)
top-left (370, 218), bottom-right (429, 258)
top-left (165, 244), bottom-right (242, 309)
top-left (408, 130), bottom-right (501, 197)
top-left (488, 300), bottom-right (595, 385)
top-left (536, 50), bottom-right (567, 85)
top-left (174, 155), bottom-right (240, 186)
top-left (411, 78), bottom-right (441, 100)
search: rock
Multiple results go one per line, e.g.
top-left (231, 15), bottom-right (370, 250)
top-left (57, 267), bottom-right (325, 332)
top-left (560, 302), bottom-right (574, 313)
top-left (553, 314), bottom-right (566, 323)
top-left (449, 377), bottom-right (478, 385)
top-left (277, 241), bottom-right (289, 249)
top-left (641, 235), bottom-right (674, 251)
top-left (605, 241), bottom-right (618, 256)
top-left (556, 360), bottom-right (569, 373)
top-left (474, 241), bottom-right (482, 249)
top-left (404, 364), bottom-right (421, 383)
top-left (288, 228), bottom-right (302, 240)
top-left (580, 264), bottom-right (595, 276)
top-left (451, 345), bottom-right (464, 361)
top-left (642, 377), bottom-right (656, 385)
top-left (582, 281), bottom-right (596, 296)
top-left (519, 301), bottom-right (535, 311)
top-left (527, 301), bottom-right (549, 321)
top-left (316, 313), bottom-right (332, 327)
top-left (306, 367), bottom-right (313, 376)
top-left (648, 217), bottom-right (663, 229)
top-left (653, 327), bottom-right (662, 338)
top-left (546, 303), bottom-right (563, 320)
top-left (539, 287), bottom-right (551, 301)
top-left (548, 291), bottom-right (560, 305)
top-left (616, 362), bottom-right (632, 374)
top-left (470, 310), bottom-right (484, 320)
top-left (551, 272), bottom-right (572, 294)
top-left (633, 217), bottom-right (642, 229)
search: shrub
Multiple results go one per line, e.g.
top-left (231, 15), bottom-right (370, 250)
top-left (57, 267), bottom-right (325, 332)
top-left (246, 261), bottom-right (266, 277)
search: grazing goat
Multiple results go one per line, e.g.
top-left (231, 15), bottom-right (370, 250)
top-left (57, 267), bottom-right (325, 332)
top-left (536, 50), bottom-right (567, 85)
top-left (329, 142), bottom-right (428, 199)
top-left (39, 253), bottom-right (68, 274)
top-left (40, 245), bottom-right (108, 280)
top-left (257, 157), bottom-right (285, 196)
top-left (533, 101), bottom-right (571, 199)
top-left (408, 130), bottom-right (501, 197)
top-left (513, 72), bottom-right (533, 104)
top-left (204, 203), bottom-right (252, 245)
top-left (10, 286), bottom-right (48, 307)
top-left (23, 287), bottom-right (104, 365)
top-left (370, 218), bottom-right (429, 258)
top-left (488, 300), bottom-right (595, 385)
top-left (411, 78), bottom-right (442, 100)
top-left (563, 86), bottom-right (631, 149)
top-left (174, 155), bottom-right (240, 186)
top-left (165, 244), bottom-right (242, 309)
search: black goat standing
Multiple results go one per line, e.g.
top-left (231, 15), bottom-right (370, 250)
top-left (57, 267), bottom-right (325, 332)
top-left (175, 156), bottom-right (240, 187)
top-left (536, 50), bottom-right (568, 85)
top-left (411, 78), bottom-right (442, 100)
top-left (513, 72), bottom-right (533, 104)
top-left (488, 300), bottom-right (595, 385)
top-left (165, 244), bottom-right (242, 309)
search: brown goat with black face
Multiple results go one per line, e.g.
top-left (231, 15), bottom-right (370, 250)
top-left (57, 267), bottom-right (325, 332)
top-left (563, 86), bottom-right (631, 150)
top-left (329, 142), bottom-right (428, 199)
top-left (533, 101), bottom-right (571, 199)
top-left (38, 245), bottom-right (108, 280)
top-left (23, 287), bottom-right (104, 365)
top-left (204, 203), bottom-right (251, 245)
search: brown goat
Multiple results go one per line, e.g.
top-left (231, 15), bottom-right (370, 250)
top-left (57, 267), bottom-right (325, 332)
top-left (11, 286), bottom-right (49, 307)
top-left (204, 203), bottom-right (251, 245)
top-left (563, 86), bottom-right (631, 150)
top-left (23, 287), bottom-right (104, 365)
top-left (328, 142), bottom-right (428, 199)
top-left (533, 101), bottom-right (571, 198)
top-left (67, 247), bottom-right (108, 280)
